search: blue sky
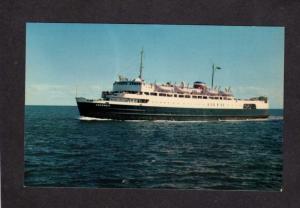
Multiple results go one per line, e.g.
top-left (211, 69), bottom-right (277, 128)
top-left (26, 23), bottom-right (284, 108)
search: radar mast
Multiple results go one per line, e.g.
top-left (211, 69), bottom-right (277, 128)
top-left (139, 48), bottom-right (144, 79)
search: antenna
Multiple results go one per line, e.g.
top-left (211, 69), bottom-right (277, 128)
top-left (211, 64), bottom-right (222, 89)
top-left (139, 48), bottom-right (144, 79)
top-left (211, 64), bottom-right (215, 89)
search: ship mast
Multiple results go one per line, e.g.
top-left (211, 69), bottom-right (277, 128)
top-left (139, 48), bottom-right (144, 79)
top-left (211, 64), bottom-right (221, 89)
top-left (211, 64), bottom-right (215, 89)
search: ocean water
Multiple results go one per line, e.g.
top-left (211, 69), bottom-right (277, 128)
top-left (24, 106), bottom-right (283, 190)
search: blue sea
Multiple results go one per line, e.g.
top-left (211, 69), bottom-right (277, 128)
top-left (24, 106), bottom-right (283, 191)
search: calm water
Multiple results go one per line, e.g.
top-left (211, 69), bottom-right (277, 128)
top-left (24, 106), bottom-right (283, 190)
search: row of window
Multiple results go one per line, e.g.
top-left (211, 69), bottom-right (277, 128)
top-left (111, 98), bottom-right (149, 103)
top-left (96, 103), bottom-right (110, 107)
top-left (112, 91), bottom-right (137, 95)
top-left (114, 82), bottom-right (141, 85)
top-left (145, 101), bottom-right (232, 107)
top-left (111, 90), bottom-right (233, 100)
top-left (142, 92), bottom-right (232, 100)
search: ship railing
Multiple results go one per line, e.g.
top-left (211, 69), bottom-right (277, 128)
top-left (154, 89), bottom-right (232, 96)
top-left (153, 90), bottom-right (233, 99)
top-left (249, 96), bottom-right (268, 102)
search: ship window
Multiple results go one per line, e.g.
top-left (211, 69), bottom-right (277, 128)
top-left (220, 97), bottom-right (223, 100)
top-left (209, 97), bottom-right (213, 99)
top-left (150, 92), bottom-right (157, 96)
top-left (167, 94), bottom-right (172, 97)
top-left (243, 104), bottom-right (256, 109)
top-left (198, 96), bottom-right (202, 99)
top-left (159, 93), bottom-right (166, 96)
top-left (174, 94), bottom-right (177, 97)
top-left (185, 95), bottom-right (190, 98)
top-left (141, 99), bottom-right (149, 103)
top-left (144, 92), bottom-right (149, 95)
top-left (179, 95), bottom-right (184, 98)
top-left (192, 96), bottom-right (197, 99)
top-left (203, 96), bottom-right (207, 99)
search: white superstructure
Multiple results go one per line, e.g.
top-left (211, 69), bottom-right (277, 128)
top-left (99, 77), bottom-right (269, 110)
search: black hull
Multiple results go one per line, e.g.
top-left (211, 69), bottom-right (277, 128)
top-left (76, 102), bottom-right (269, 121)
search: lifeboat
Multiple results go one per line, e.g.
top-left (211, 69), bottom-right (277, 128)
top-left (154, 84), bottom-right (174, 92)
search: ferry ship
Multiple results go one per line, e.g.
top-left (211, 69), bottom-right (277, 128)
top-left (76, 49), bottom-right (269, 121)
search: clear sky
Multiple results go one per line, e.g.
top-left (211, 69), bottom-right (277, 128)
top-left (26, 23), bottom-right (284, 108)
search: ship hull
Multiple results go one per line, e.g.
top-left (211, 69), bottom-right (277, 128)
top-left (76, 101), bottom-right (269, 121)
